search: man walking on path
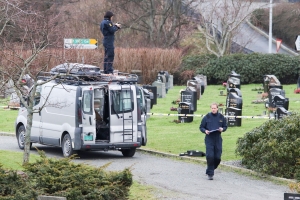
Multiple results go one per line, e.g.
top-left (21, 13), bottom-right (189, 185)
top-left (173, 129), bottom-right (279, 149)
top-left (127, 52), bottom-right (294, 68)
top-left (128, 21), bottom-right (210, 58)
top-left (200, 103), bottom-right (227, 180)
top-left (100, 11), bottom-right (121, 74)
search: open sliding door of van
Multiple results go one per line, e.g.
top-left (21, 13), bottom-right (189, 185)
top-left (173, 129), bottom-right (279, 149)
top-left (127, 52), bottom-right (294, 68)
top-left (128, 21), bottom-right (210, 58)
top-left (81, 88), bottom-right (96, 143)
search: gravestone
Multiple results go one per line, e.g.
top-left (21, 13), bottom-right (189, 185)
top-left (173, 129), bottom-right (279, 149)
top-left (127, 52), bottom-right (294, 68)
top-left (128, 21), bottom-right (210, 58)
top-left (226, 88), bottom-right (243, 109)
top-left (263, 75), bottom-right (282, 93)
top-left (225, 88), bottom-right (243, 127)
top-left (227, 71), bottom-right (241, 89)
top-left (276, 107), bottom-right (291, 120)
top-left (187, 80), bottom-right (201, 100)
top-left (226, 107), bottom-right (242, 127)
top-left (157, 71), bottom-right (169, 93)
top-left (273, 95), bottom-right (289, 110)
top-left (284, 192), bottom-right (300, 200)
top-left (193, 75), bottom-right (206, 95)
top-left (181, 88), bottom-right (197, 111)
top-left (178, 102), bottom-right (193, 123)
top-left (142, 88), bottom-right (154, 111)
top-left (143, 85), bottom-right (157, 106)
top-left (152, 81), bottom-right (166, 98)
top-left (268, 88), bottom-right (285, 108)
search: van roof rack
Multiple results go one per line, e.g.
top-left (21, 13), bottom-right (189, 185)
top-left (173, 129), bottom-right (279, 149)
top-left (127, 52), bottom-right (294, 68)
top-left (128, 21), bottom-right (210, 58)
top-left (37, 72), bottom-right (138, 85)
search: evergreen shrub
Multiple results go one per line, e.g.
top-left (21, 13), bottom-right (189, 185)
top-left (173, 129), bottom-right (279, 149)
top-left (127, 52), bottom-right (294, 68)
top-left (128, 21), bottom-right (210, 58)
top-left (0, 152), bottom-right (132, 200)
top-left (194, 53), bottom-right (300, 84)
top-left (236, 112), bottom-right (300, 179)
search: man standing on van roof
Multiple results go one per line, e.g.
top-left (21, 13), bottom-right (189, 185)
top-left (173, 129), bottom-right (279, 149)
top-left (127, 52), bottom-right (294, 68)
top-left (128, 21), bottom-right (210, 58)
top-left (100, 11), bottom-right (121, 74)
top-left (200, 103), bottom-right (227, 180)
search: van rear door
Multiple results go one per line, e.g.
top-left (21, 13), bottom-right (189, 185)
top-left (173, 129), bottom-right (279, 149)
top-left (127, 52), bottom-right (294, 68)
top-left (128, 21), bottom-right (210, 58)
top-left (109, 85), bottom-right (136, 143)
top-left (81, 88), bottom-right (96, 143)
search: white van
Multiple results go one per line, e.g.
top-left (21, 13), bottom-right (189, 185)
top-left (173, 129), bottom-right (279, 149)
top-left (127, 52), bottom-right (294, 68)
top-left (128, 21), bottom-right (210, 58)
top-left (15, 72), bottom-right (148, 157)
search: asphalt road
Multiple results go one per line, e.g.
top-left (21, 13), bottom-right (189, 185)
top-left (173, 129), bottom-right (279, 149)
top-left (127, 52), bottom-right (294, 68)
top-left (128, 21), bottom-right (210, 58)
top-left (0, 134), bottom-right (292, 200)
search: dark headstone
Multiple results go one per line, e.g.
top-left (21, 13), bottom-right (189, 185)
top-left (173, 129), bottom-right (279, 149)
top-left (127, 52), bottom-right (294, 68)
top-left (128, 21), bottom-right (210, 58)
top-left (226, 107), bottom-right (242, 127)
top-left (178, 102), bottom-right (193, 123)
top-left (226, 89), bottom-right (243, 109)
top-left (276, 107), bottom-right (291, 120)
top-left (268, 88), bottom-right (285, 108)
top-left (181, 88), bottom-right (197, 111)
top-left (284, 193), bottom-right (300, 200)
top-left (227, 71), bottom-right (241, 89)
top-left (143, 85), bottom-right (157, 106)
top-left (187, 80), bottom-right (201, 100)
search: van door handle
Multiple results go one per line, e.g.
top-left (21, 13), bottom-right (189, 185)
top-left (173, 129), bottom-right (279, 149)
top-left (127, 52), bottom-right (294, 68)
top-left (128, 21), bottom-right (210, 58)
top-left (39, 107), bottom-right (41, 116)
top-left (89, 116), bottom-right (91, 125)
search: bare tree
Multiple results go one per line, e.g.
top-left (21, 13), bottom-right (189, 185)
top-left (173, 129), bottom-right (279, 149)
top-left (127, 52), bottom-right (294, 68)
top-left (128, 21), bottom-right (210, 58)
top-left (197, 0), bottom-right (267, 57)
top-left (0, 0), bottom-right (63, 164)
top-left (112, 0), bottom-right (199, 48)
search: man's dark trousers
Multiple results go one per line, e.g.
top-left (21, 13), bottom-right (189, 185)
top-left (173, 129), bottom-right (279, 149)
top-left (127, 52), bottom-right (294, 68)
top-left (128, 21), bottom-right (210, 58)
top-left (104, 47), bottom-right (114, 74)
top-left (205, 132), bottom-right (222, 176)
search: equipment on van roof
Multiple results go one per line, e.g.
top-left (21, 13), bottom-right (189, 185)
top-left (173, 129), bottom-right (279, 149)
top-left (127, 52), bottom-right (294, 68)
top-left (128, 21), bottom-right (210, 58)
top-left (44, 63), bottom-right (139, 84)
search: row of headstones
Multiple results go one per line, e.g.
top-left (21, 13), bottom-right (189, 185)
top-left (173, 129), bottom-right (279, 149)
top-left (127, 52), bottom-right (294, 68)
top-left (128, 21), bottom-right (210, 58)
top-left (225, 72), bottom-right (291, 127)
top-left (142, 71), bottom-right (173, 111)
top-left (177, 75), bottom-right (207, 123)
top-left (225, 71), bottom-right (243, 127)
top-left (263, 75), bottom-right (290, 119)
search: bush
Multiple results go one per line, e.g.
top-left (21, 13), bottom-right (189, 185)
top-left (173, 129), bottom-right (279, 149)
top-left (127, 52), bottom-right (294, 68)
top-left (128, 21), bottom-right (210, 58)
top-left (236, 112), bottom-right (300, 179)
top-left (0, 152), bottom-right (132, 200)
top-left (196, 53), bottom-right (300, 85)
top-left (0, 164), bottom-right (37, 200)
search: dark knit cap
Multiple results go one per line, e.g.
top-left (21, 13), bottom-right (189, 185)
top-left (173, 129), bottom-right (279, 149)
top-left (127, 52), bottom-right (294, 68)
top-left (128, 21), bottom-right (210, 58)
top-left (104, 11), bottom-right (114, 18)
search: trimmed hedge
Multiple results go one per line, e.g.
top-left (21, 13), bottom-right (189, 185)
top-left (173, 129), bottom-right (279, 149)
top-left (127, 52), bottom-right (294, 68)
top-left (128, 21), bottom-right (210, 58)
top-left (235, 112), bottom-right (300, 179)
top-left (0, 152), bottom-right (132, 200)
top-left (191, 53), bottom-right (300, 84)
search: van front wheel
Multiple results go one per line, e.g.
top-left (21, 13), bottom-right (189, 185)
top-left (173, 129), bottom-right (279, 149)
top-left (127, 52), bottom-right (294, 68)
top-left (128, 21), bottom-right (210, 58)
top-left (62, 134), bottom-right (73, 157)
top-left (17, 125), bottom-right (32, 150)
top-left (121, 148), bottom-right (136, 157)
top-left (17, 125), bottom-right (26, 149)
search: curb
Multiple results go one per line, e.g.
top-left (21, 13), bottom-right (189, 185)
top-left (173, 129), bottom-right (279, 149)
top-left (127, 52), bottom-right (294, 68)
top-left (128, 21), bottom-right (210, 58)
top-left (0, 132), bottom-right (14, 136)
top-left (246, 20), bottom-right (299, 56)
top-left (138, 148), bottom-right (296, 185)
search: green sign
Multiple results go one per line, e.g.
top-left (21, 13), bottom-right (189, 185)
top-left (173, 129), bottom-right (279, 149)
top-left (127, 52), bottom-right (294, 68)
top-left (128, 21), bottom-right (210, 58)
top-left (64, 38), bottom-right (98, 49)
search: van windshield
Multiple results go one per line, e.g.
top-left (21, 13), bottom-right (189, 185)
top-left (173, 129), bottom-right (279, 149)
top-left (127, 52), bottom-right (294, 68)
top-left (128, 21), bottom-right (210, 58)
top-left (111, 90), bottom-right (133, 114)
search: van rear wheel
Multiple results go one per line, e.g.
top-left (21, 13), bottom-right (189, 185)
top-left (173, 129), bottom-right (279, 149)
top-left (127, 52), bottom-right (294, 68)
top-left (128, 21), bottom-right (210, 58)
top-left (62, 134), bottom-right (73, 157)
top-left (121, 148), bottom-right (136, 157)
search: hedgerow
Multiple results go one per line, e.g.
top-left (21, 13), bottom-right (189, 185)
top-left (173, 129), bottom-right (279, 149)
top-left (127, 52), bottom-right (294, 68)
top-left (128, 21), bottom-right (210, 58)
top-left (191, 53), bottom-right (300, 85)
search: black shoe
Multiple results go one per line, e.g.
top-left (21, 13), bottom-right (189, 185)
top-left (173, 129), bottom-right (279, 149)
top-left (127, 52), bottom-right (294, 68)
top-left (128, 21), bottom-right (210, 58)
top-left (208, 175), bottom-right (213, 180)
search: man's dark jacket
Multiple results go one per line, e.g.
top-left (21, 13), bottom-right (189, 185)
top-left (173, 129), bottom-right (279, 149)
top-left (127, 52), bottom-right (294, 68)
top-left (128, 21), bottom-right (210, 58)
top-left (100, 18), bottom-right (119, 48)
